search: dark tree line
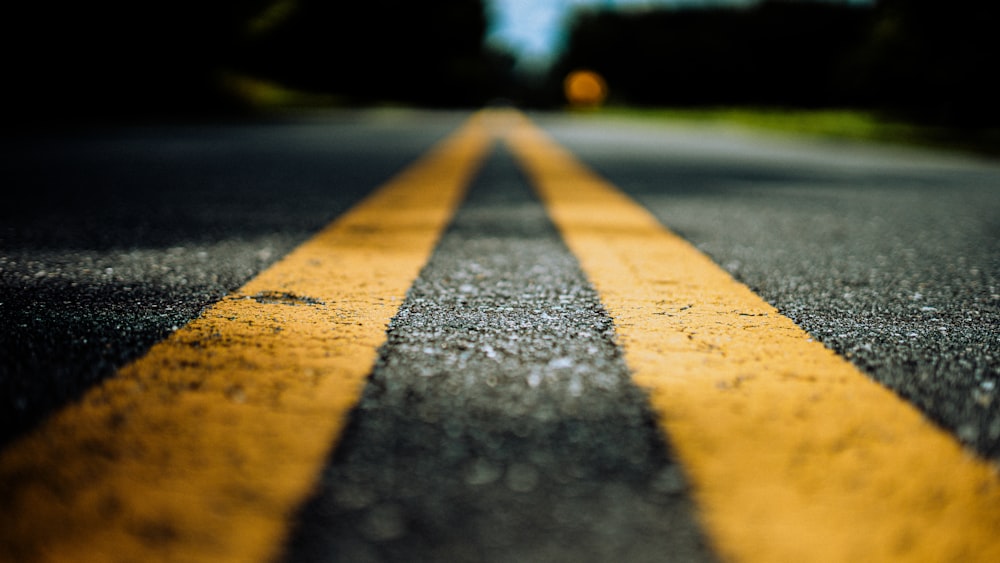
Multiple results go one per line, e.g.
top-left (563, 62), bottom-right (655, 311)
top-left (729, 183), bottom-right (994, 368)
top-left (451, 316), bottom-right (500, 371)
top-left (4, 1), bottom-right (512, 124)
top-left (236, 0), bottom-right (513, 108)
top-left (858, 0), bottom-right (1000, 127)
top-left (5, 1), bottom-right (996, 128)
top-left (551, 0), bottom-right (1000, 128)
top-left (5, 1), bottom-right (274, 122)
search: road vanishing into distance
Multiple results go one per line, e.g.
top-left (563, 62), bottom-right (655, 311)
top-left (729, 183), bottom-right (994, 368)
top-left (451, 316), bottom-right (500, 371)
top-left (1, 109), bottom-right (998, 562)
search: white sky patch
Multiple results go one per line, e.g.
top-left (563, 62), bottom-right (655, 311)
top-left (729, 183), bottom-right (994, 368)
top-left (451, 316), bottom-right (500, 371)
top-left (485, 0), bottom-right (571, 62)
top-left (486, 0), bottom-right (754, 64)
top-left (485, 0), bottom-right (872, 70)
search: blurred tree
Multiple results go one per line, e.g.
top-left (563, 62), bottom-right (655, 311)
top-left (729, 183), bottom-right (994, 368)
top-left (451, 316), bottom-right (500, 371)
top-left (860, 0), bottom-right (1000, 127)
top-left (4, 0), bottom-right (510, 123)
top-left (4, 1), bottom-right (275, 122)
top-left (552, 1), bottom-right (872, 109)
top-left (239, 0), bottom-right (510, 107)
top-left (553, 0), bottom-right (1000, 128)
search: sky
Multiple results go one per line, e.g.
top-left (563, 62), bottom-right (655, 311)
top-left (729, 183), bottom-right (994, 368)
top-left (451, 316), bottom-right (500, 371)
top-left (485, 0), bottom-right (872, 71)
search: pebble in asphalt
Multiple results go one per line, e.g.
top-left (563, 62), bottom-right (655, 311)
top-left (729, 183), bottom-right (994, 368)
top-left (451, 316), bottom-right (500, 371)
top-left (281, 146), bottom-right (718, 562)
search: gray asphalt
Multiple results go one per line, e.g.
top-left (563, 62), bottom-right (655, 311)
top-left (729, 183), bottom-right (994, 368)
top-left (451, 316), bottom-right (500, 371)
top-left (282, 145), bottom-right (714, 562)
top-left (536, 114), bottom-right (1000, 460)
top-left (0, 110), bottom-right (466, 447)
top-left (1, 109), bottom-right (998, 560)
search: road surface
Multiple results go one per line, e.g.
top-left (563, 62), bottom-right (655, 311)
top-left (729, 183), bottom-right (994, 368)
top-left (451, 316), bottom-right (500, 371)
top-left (1, 109), bottom-right (998, 562)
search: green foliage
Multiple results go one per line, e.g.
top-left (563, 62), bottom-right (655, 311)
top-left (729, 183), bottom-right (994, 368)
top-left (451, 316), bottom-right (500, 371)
top-left (553, 0), bottom-right (1000, 128)
top-left (5, 1), bottom-right (276, 122)
top-left (4, 1), bottom-right (512, 122)
top-left (236, 0), bottom-right (512, 108)
top-left (588, 107), bottom-right (1000, 156)
top-left (857, 0), bottom-right (1000, 127)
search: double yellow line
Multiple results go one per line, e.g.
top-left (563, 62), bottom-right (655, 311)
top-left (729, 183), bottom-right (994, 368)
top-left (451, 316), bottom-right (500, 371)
top-left (1, 111), bottom-right (998, 562)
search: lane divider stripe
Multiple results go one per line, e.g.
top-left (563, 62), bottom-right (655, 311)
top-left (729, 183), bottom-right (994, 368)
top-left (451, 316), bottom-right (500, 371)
top-left (0, 115), bottom-right (492, 563)
top-left (504, 111), bottom-right (1000, 563)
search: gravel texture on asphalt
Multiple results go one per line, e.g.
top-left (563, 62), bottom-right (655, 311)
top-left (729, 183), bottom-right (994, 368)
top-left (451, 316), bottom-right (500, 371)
top-left (282, 146), bottom-right (717, 563)
top-left (0, 114), bottom-right (462, 447)
top-left (539, 115), bottom-right (1000, 460)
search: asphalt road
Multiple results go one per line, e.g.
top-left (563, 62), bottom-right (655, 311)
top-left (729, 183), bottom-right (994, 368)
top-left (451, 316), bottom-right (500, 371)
top-left (1, 109), bottom-right (998, 561)
top-left (0, 110), bottom-right (467, 447)
top-left (282, 144), bottom-right (713, 562)
top-left (535, 114), bottom-right (1000, 459)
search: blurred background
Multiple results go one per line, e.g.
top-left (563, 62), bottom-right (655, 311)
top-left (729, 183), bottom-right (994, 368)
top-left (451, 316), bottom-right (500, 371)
top-left (3, 1), bottom-right (999, 137)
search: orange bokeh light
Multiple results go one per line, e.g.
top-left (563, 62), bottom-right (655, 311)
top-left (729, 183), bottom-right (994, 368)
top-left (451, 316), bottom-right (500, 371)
top-left (564, 70), bottom-right (608, 108)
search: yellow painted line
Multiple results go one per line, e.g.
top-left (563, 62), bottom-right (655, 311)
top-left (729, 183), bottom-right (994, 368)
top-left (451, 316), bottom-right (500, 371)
top-left (504, 112), bottom-right (1000, 563)
top-left (0, 115), bottom-right (492, 563)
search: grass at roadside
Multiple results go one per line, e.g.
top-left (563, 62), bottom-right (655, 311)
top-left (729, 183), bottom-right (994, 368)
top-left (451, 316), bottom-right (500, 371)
top-left (217, 77), bottom-right (1000, 159)
top-left (587, 106), bottom-right (1000, 158)
top-left (219, 73), bottom-right (347, 112)
top-left (219, 73), bottom-right (421, 115)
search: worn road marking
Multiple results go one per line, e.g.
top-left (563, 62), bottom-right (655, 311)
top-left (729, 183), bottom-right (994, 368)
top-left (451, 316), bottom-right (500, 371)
top-left (505, 112), bottom-right (1000, 563)
top-left (0, 116), bottom-right (491, 563)
top-left (281, 140), bottom-right (716, 563)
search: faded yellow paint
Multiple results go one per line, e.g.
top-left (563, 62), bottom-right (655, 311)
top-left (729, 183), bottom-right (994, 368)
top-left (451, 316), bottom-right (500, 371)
top-left (505, 114), bottom-right (1000, 563)
top-left (0, 115), bottom-right (492, 563)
